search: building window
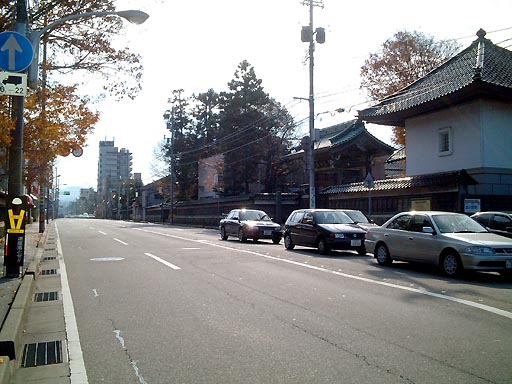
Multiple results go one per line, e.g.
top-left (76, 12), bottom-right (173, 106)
top-left (438, 127), bottom-right (453, 156)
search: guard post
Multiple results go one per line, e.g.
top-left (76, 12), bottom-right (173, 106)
top-left (4, 197), bottom-right (28, 277)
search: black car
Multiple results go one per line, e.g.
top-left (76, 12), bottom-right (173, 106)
top-left (283, 209), bottom-right (367, 255)
top-left (471, 211), bottom-right (512, 238)
top-left (337, 209), bottom-right (378, 231)
top-left (219, 209), bottom-right (282, 243)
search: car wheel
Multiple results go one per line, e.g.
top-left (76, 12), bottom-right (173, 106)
top-left (238, 228), bottom-right (247, 243)
top-left (441, 252), bottom-right (462, 277)
top-left (220, 227), bottom-right (228, 240)
top-left (284, 234), bottom-right (295, 250)
top-left (357, 246), bottom-right (367, 256)
top-left (375, 243), bottom-right (392, 266)
top-left (317, 238), bottom-right (330, 255)
top-left (499, 270), bottom-right (512, 280)
top-left (272, 236), bottom-right (281, 244)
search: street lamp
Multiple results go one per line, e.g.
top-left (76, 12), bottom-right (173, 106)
top-left (163, 109), bottom-right (175, 225)
top-left (28, 9), bottom-right (150, 87)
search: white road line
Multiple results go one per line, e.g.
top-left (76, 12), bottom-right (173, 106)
top-left (98, 231), bottom-right (107, 235)
top-left (134, 227), bottom-right (512, 320)
top-left (56, 224), bottom-right (89, 384)
top-left (144, 252), bottom-right (181, 270)
top-left (114, 238), bottom-right (128, 245)
top-left (92, 289), bottom-right (99, 297)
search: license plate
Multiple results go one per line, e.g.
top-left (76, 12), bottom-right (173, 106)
top-left (264, 230), bottom-right (272, 236)
top-left (507, 260), bottom-right (512, 268)
top-left (351, 240), bottom-right (361, 247)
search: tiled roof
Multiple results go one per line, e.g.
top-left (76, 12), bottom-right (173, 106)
top-left (386, 146), bottom-right (406, 163)
top-left (358, 29), bottom-right (512, 125)
top-left (285, 119), bottom-right (394, 158)
top-left (321, 170), bottom-right (477, 194)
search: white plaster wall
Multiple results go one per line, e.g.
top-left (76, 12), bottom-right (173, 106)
top-left (406, 100), bottom-right (512, 176)
top-left (406, 102), bottom-right (481, 175)
top-left (481, 100), bottom-right (512, 168)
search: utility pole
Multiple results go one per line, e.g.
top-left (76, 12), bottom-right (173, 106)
top-left (301, 0), bottom-right (324, 209)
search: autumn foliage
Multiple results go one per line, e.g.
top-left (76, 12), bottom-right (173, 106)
top-left (360, 30), bottom-right (460, 146)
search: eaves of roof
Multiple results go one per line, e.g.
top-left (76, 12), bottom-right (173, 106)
top-left (321, 169), bottom-right (477, 194)
top-left (358, 29), bottom-right (512, 126)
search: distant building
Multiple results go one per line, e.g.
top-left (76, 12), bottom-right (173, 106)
top-left (97, 140), bottom-right (133, 218)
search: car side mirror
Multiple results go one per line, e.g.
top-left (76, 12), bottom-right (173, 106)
top-left (233, 216), bottom-right (239, 221)
top-left (422, 226), bottom-right (435, 234)
top-left (306, 219), bottom-right (314, 225)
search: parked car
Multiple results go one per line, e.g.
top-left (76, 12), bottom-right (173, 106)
top-left (365, 211), bottom-right (512, 277)
top-left (219, 209), bottom-right (282, 243)
top-left (283, 209), bottom-right (367, 255)
top-left (470, 211), bottom-right (512, 239)
top-left (337, 209), bottom-right (378, 230)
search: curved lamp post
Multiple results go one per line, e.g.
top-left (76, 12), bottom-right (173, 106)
top-left (28, 9), bottom-right (149, 87)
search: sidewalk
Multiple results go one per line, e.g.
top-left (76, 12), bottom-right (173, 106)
top-left (0, 222), bottom-right (44, 335)
top-left (0, 221), bottom-right (48, 383)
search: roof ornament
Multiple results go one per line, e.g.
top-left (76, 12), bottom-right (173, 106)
top-left (473, 28), bottom-right (486, 80)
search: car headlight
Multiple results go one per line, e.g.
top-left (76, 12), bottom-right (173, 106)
top-left (463, 246), bottom-right (496, 255)
top-left (331, 233), bottom-right (345, 239)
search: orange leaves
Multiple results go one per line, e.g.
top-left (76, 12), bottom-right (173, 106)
top-left (23, 84), bottom-right (99, 187)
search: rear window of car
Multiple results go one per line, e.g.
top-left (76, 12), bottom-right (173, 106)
top-left (387, 214), bottom-right (411, 230)
top-left (288, 211), bottom-right (304, 224)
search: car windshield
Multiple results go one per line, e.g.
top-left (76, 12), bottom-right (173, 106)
top-left (240, 211), bottom-right (271, 221)
top-left (432, 214), bottom-right (488, 233)
top-left (314, 211), bottom-right (353, 224)
top-left (343, 210), bottom-right (370, 223)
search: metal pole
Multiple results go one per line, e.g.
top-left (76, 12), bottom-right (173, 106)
top-left (5, 0), bottom-right (28, 276)
top-left (170, 109), bottom-right (175, 225)
top-left (307, 0), bottom-right (316, 209)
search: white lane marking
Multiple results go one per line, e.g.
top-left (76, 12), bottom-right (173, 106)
top-left (113, 330), bottom-right (148, 384)
top-left (114, 238), bottom-right (128, 245)
top-left (92, 289), bottom-right (99, 297)
top-left (98, 231), bottom-right (107, 235)
top-left (56, 224), bottom-right (89, 384)
top-left (183, 247), bottom-right (201, 250)
top-left (134, 227), bottom-right (512, 320)
top-left (144, 252), bottom-right (181, 270)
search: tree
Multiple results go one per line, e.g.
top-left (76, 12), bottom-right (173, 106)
top-left (0, 0), bottom-right (145, 193)
top-left (24, 83), bottom-right (99, 189)
top-left (360, 30), bottom-right (460, 145)
top-left (218, 60), bottom-right (295, 195)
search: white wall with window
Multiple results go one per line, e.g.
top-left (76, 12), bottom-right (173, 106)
top-left (404, 100), bottom-right (512, 176)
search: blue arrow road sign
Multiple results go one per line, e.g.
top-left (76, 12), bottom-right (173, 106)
top-left (0, 31), bottom-right (34, 72)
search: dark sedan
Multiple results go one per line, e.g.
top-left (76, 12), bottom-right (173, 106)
top-left (219, 209), bottom-right (282, 243)
top-left (283, 209), bottom-right (367, 255)
top-left (471, 211), bottom-right (512, 239)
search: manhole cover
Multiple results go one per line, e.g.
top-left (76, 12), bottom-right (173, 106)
top-left (90, 257), bottom-right (125, 262)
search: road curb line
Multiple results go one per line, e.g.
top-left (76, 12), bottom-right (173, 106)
top-left (0, 274), bottom-right (34, 360)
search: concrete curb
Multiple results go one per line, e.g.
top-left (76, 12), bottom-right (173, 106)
top-left (0, 274), bottom-right (35, 360)
top-left (0, 356), bottom-right (11, 384)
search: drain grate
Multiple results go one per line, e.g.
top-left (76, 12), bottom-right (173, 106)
top-left (43, 256), bottom-right (56, 261)
top-left (34, 291), bottom-right (60, 302)
top-left (21, 341), bottom-right (63, 368)
top-left (44, 248), bottom-right (56, 251)
top-left (40, 269), bottom-right (57, 276)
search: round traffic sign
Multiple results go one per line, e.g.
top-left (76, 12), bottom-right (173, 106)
top-left (72, 146), bottom-right (83, 157)
top-left (0, 31), bottom-right (34, 72)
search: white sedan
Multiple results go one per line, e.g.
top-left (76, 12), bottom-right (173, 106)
top-left (365, 211), bottom-right (512, 277)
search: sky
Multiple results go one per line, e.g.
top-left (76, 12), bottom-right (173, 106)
top-left (55, 0), bottom-right (512, 197)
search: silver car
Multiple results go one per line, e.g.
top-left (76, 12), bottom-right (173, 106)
top-left (365, 211), bottom-right (512, 277)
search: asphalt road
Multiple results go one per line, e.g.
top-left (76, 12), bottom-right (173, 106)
top-left (56, 218), bottom-right (512, 384)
